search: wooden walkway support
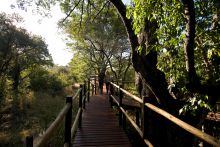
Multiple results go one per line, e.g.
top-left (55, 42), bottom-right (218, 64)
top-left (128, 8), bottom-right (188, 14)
top-left (73, 94), bottom-right (132, 147)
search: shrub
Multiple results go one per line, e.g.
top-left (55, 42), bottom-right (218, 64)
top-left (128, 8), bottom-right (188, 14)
top-left (29, 68), bottom-right (63, 93)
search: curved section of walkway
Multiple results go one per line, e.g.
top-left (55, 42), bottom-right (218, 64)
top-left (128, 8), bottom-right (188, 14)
top-left (72, 94), bottom-right (131, 147)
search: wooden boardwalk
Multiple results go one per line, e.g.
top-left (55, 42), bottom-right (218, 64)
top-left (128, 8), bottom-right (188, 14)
top-left (72, 94), bottom-right (132, 147)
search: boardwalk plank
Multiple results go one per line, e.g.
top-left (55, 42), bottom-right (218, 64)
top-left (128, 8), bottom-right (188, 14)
top-left (72, 95), bottom-right (132, 147)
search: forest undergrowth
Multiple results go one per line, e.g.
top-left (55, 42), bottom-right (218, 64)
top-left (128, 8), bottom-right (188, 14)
top-left (0, 86), bottom-right (73, 147)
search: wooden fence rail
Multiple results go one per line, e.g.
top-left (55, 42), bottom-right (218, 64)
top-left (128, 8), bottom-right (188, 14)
top-left (26, 77), bottom-right (219, 147)
top-left (109, 82), bottom-right (220, 147)
top-left (26, 79), bottom-right (92, 147)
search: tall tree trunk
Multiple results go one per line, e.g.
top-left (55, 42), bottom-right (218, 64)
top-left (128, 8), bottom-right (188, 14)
top-left (182, 0), bottom-right (220, 104)
top-left (109, 0), bottom-right (194, 146)
top-left (106, 0), bottom-right (220, 145)
top-left (13, 57), bottom-right (20, 92)
top-left (182, 0), bottom-right (198, 89)
top-left (109, 0), bottom-right (179, 111)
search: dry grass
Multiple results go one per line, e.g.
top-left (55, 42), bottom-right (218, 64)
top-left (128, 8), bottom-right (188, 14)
top-left (0, 88), bottom-right (73, 147)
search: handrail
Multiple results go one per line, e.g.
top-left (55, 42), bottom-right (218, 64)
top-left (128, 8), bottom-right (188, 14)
top-left (109, 82), bottom-right (220, 147)
top-left (111, 95), bottom-right (119, 106)
top-left (145, 103), bottom-right (220, 147)
top-left (27, 78), bottom-right (219, 147)
top-left (35, 87), bottom-right (83, 147)
top-left (120, 107), bottom-right (153, 147)
top-left (73, 88), bottom-right (81, 101)
top-left (70, 88), bottom-right (83, 138)
top-left (36, 104), bottom-right (71, 147)
top-left (110, 87), bottom-right (153, 146)
top-left (119, 106), bottom-right (142, 137)
top-left (25, 77), bottom-right (103, 147)
top-left (82, 95), bottom-right (86, 108)
top-left (111, 82), bottom-right (142, 103)
top-left (90, 78), bottom-right (97, 95)
top-left (71, 108), bottom-right (82, 137)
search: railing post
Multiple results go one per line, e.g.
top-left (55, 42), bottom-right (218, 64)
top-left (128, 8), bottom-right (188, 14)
top-left (109, 83), bottom-right (113, 106)
top-left (119, 85), bottom-right (123, 126)
top-left (92, 84), bottom-right (94, 96)
top-left (136, 110), bottom-right (140, 126)
top-left (84, 80), bottom-right (86, 96)
top-left (88, 79), bottom-right (90, 102)
top-left (94, 78), bottom-right (97, 94)
top-left (79, 85), bottom-right (83, 128)
top-left (122, 113), bottom-right (126, 130)
top-left (141, 96), bottom-right (148, 139)
top-left (83, 81), bottom-right (86, 109)
top-left (65, 96), bottom-right (72, 146)
top-left (26, 135), bottom-right (33, 147)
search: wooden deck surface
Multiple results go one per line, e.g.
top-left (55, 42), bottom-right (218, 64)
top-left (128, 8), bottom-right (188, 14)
top-left (72, 94), bottom-right (132, 147)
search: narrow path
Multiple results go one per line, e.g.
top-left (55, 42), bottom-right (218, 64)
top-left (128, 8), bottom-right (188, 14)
top-left (72, 94), bottom-right (132, 147)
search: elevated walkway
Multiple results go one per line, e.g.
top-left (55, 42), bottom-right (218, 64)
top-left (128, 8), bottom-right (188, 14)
top-left (73, 94), bottom-right (132, 147)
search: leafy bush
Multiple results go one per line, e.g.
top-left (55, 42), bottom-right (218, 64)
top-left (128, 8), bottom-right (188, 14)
top-left (0, 79), bottom-right (6, 99)
top-left (179, 94), bottom-right (212, 116)
top-left (0, 77), bottom-right (10, 101)
top-left (29, 68), bottom-right (63, 93)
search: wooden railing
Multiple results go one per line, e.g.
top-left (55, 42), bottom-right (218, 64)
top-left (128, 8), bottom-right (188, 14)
top-left (26, 79), bottom-right (92, 147)
top-left (90, 77), bottom-right (97, 95)
top-left (25, 77), bottom-right (220, 147)
top-left (109, 82), bottom-right (220, 147)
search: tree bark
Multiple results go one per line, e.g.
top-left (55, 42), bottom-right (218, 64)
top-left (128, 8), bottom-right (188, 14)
top-left (182, 0), bottom-right (197, 88)
top-left (182, 0), bottom-right (220, 104)
top-left (109, 0), bottom-right (178, 110)
top-left (13, 56), bottom-right (20, 92)
top-left (109, 0), bottom-right (192, 146)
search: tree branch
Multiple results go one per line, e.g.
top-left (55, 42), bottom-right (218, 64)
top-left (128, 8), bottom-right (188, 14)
top-left (92, 1), bottom-right (110, 21)
top-left (79, 0), bottom-right (85, 28)
top-left (181, 0), bottom-right (197, 86)
top-left (61, 0), bottom-right (81, 23)
top-left (108, 0), bottom-right (138, 51)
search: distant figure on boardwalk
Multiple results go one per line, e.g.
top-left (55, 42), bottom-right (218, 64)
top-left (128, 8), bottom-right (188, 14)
top-left (98, 70), bottom-right (105, 95)
top-left (105, 71), bottom-right (110, 94)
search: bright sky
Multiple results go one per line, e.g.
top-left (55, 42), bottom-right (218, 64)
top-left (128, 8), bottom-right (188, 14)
top-left (0, 0), bottom-right (73, 66)
top-left (0, 0), bottom-right (131, 66)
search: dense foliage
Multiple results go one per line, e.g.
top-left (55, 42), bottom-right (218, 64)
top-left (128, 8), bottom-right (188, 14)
top-left (0, 13), bottom-right (70, 100)
top-left (0, 12), bottom-right (71, 147)
top-left (6, 0), bottom-right (220, 146)
top-left (0, 13), bottom-right (52, 98)
top-left (127, 0), bottom-right (220, 113)
top-left (15, 0), bottom-right (220, 109)
top-left (60, 3), bottom-right (133, 82)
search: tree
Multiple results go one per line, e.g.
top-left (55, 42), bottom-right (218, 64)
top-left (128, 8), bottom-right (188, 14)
top-left (62, 0), bottom-right (219, 145)
top-left (68, 52), bottom-right (92, 82)
top-left (62, 4), bottom-right (131, 83)
top-left (15, 0), bottom-right (220, 146)
top-left (29, 66), bottom-right (64, 93)
top-left (0, 13), bottom-right (52, 92)
top-left (123, 0), bottom-right (219, 145)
